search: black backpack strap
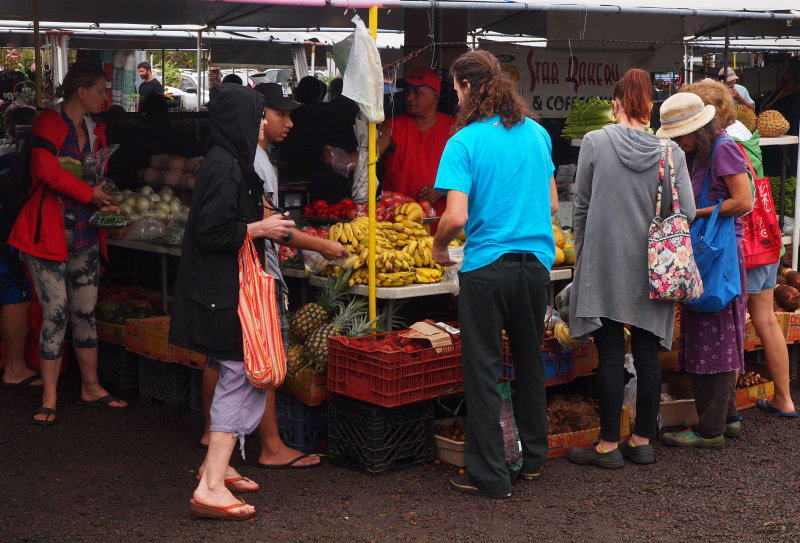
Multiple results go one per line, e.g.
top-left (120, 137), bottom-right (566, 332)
top-left (28, 135), bottom-right (57, 244)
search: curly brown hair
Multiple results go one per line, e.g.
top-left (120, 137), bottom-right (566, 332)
top-left (679, 79), bottom-right (737, 127)
top-left (449, 50), bottom-right (531, 131)
top-left (692, 122), bottom-right (723, 162)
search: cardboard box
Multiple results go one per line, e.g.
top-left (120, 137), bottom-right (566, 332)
top-left (280, 367), bottom-right (332, 406)
top-left (658, 338), bottom-right (680, 372)
top-left (572, 342), bottom-right (598, 377)
top-left (547, 406), bottom-right (630, 458)
top-left (96, 321), bottom-right (127, 346)
top-left (774, 312), bottom-right (790, 340)
top-left (736, 363), bottom-right (774, 410)
top-left (170, 345), bottom-right (207, 370)
top-left (660, 382), bottom-right (698, 428)
top-left (744, 318), bottom-right (762, 351)
top-left (787, 312), bottom-right (800, 343)
top-left (126, 316), bottom-right (173, 361)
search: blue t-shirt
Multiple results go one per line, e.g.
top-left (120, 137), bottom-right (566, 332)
top-left (434, 115), bottom-right (555, 272)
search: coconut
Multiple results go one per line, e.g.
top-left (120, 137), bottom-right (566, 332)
top-left (186, 156), bottom-right (204, 173)
top-left (143, 168), bottom-right (160, 185)
top-left (169, 155), bottom-right (187, 171)
top-left (162, 169), bottom-right (183, 187)
top-left (756, 110), bottom-right (790, 138)
top-left (150, 153), bottom-right (171, 170)
top-left (186, 174), bottom-right (196, 189)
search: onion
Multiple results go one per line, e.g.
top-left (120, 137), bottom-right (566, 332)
top-left (159, 192), bottom-right (173, 204)
top-left (155, 211), bottom-right (169, 221)
top-left (139, 186), bottom-right (154, 196)
top-left (169, 200), bottom-right (182, 215)
top-left (156, 202), bottom-right (172, 215)
top-left (135, 196), bottom-right (151, 213)
top-left (148, 193), bottom-right (161, 206)
top-left (118, 202), bottom-right (133, 214)
top-left (122, 189), bottom-right (133, 196)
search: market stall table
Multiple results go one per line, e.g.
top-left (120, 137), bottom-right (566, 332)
top-left (306, 267), bottom-right (573, 330)
top-left (106, 239), bottom-right (181, 313)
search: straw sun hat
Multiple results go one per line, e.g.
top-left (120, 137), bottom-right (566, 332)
top-left (656, 93), bottom-right (716, 139)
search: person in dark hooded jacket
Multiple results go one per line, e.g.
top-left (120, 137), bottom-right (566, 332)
top-left (169, 83), bottom-right (295, 520)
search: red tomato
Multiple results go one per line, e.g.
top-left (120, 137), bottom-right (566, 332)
top-left (391, 194), bottom-right (406, 207)
top-left (425, 207), bottom-right (437, 218)
top-left (343, 208), bottom-right (358, 220)
top-left (380, 194), bottom-right (393, 207)
top-left (385, 211), bottom-right (395, 222)
top-left (301, 226), bottom-right (318, 236)
top-left (303, 204), bottom-right (315, 216)
top-left (312, 199), bottom-right (328, 209)
top-left (404, 196), bottom-right (416, 204)
top-left (317, 228), bottom-right (329, 238)
top-left (339, 198), bottom-right (354, 207)
top-left (419, 200), bottom-right (432, 211)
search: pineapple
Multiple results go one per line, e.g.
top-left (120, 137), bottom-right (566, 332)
top-left (286, 343), bottom-right (308, 375)
top-left (304, 296), bottom-right (367, 372)
top-left (289, 268), bottom-right (352, 342)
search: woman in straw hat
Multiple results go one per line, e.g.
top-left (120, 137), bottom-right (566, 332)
top-left (567, 68), bottom-right (695, 469)
top-left (656, 92), bottom-right (753, 447)
top-left (680, 80), bottom-right (796, 420)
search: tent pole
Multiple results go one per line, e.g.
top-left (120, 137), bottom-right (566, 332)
top-left (33, 0), bottom-right (42, 110)
top-left (197, 31), bottom-right (202, 112)
top-left (368, 5), bottom-right (378, 326)
top-left (722, 18), bottom-right (730, 77)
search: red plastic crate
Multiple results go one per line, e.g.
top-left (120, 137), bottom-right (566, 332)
top-left (327, 332), bottom-right (462, 408)
top-left (501, 337), bottom-right (575, 386)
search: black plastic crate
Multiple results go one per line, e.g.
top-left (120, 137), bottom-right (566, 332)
top-left (189, 367), bottom-right (205, 422)
top-left (98, 342), bottom-right (139, 398)
top-left (328, 397), bottom-right (434, 474)
top-left (138, 356), bottom-right (190, 416)
top-left (275, 390), bottom-right (327, 453)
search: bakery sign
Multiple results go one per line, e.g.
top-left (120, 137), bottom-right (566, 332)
top-left (482, 43), bottom-right (653, 118)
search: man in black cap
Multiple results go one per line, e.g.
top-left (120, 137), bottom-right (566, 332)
top-left (198, 83), bottom-right (348, 472)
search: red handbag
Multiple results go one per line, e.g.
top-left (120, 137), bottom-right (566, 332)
top-left (738, 142), bottom-right (782, 270)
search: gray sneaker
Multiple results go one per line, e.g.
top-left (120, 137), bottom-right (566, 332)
top-left (566, 444), bottom-right (624, 469)
top-left (618, 440), bottom-right (655, 464)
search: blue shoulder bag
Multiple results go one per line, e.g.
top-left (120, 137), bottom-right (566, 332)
top-left (683, 138), bottom-right (741, 313)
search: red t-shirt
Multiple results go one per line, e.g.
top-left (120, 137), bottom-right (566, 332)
top-left (382, 112), bottom-right (455, 217)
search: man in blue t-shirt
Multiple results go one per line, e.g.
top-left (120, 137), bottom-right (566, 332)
top-left (433, 51), bottom-right (557, 499)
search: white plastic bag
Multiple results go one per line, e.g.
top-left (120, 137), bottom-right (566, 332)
top-left (340, 15), bottom-right (385, 123)
top-left (350, 112), bottom-right (369, 204)
top-left (124, 216), bottom-right (166, 241)
top-left (622, 353), bottom-right (637, 425)
top-left (83, 144), bottom-right (120, 187)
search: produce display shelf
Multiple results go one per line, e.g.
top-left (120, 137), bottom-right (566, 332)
top-left (138, 356), bottom-right (191, 416)
top-left (501, 337), bottom-right (575, 386)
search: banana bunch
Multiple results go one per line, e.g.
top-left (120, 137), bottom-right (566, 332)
top-left (394, 202), bottom-right (424, 224)
top-left (325, 215), bottom-right (444, 285)
top-left (415, 267), bottom-right (443, 283)
top-left (328, 216), bottom-right (369, 247)
top-left (376, 271), bottom-right (416, 287)
top-left (553, 321), bottom-right (582, 351)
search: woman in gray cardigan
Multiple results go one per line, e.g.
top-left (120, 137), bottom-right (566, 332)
top-left (567, 69), bottom-right (696, 468)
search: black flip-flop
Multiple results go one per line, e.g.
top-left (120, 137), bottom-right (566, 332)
top-left (257, 453), bottom-right (322, 470)
top-left (32, 406), bottom-right (56, 425)
top-left (77, 394), bottom-right (129, 410)
top-left (1, 373), bottom-right (43, 388)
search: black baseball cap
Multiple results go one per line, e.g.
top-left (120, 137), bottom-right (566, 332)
top-left (254, 83), bottom-right (301, 111)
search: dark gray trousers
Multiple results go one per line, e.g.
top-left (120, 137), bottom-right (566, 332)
top-left (458, 254), bottom-right (549, 495)
top-left (689, 371), bottom-right (738, 437)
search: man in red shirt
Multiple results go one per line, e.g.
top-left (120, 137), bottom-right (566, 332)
top-left (321, 67), bottom-right (454, 218)
top-left (381, 67), bottom-right (455, 217)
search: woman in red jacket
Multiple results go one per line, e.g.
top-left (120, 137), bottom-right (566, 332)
top-left (8, 62), bottom-right (124, 425)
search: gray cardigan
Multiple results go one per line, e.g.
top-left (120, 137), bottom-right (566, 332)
top-left (569, 124), bottom-right (696, 349)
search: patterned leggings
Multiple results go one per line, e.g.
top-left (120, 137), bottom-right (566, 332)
top-left (22, 244), bottom-right (99, 360)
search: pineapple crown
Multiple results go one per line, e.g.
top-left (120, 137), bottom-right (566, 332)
top-left (316, 268), bottom-right (353, 314)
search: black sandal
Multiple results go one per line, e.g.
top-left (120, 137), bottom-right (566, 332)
top-left (32, 406), bottom-right (56, 425)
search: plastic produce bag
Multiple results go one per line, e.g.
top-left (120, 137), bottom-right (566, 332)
top-left (328, 147), bottom-right (355, 178)
top-left (340, 15), bottom-right (385, 123)
top-left (83, 144), bottom-right (120, 188)
top-left (622, 354), bottom-right (637, 425)
top-left (123, 216), bottom-right (166, 241)
top-left (89, 210), bottom-right (132, 229)
top-left (498, 380), bottom-right (523, 482)
top-left (302, 250), bottom-right (327, 276)
top-left (350, 112), bottom-right (369, 204)
top-left (555, 282), bottom-right (571, 324)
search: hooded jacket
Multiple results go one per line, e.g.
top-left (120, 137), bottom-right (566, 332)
top-left (168, 84), bottom-right (265, 360)
top-left (8, 107), bottom-right (108, 261)
top-left (569, 124), bottom-right (696, 349)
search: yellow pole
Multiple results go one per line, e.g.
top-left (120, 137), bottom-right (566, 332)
top-left (33, 0), bottom-right (42, 110)
top-left (368, 6), bottom-right (378, 325)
